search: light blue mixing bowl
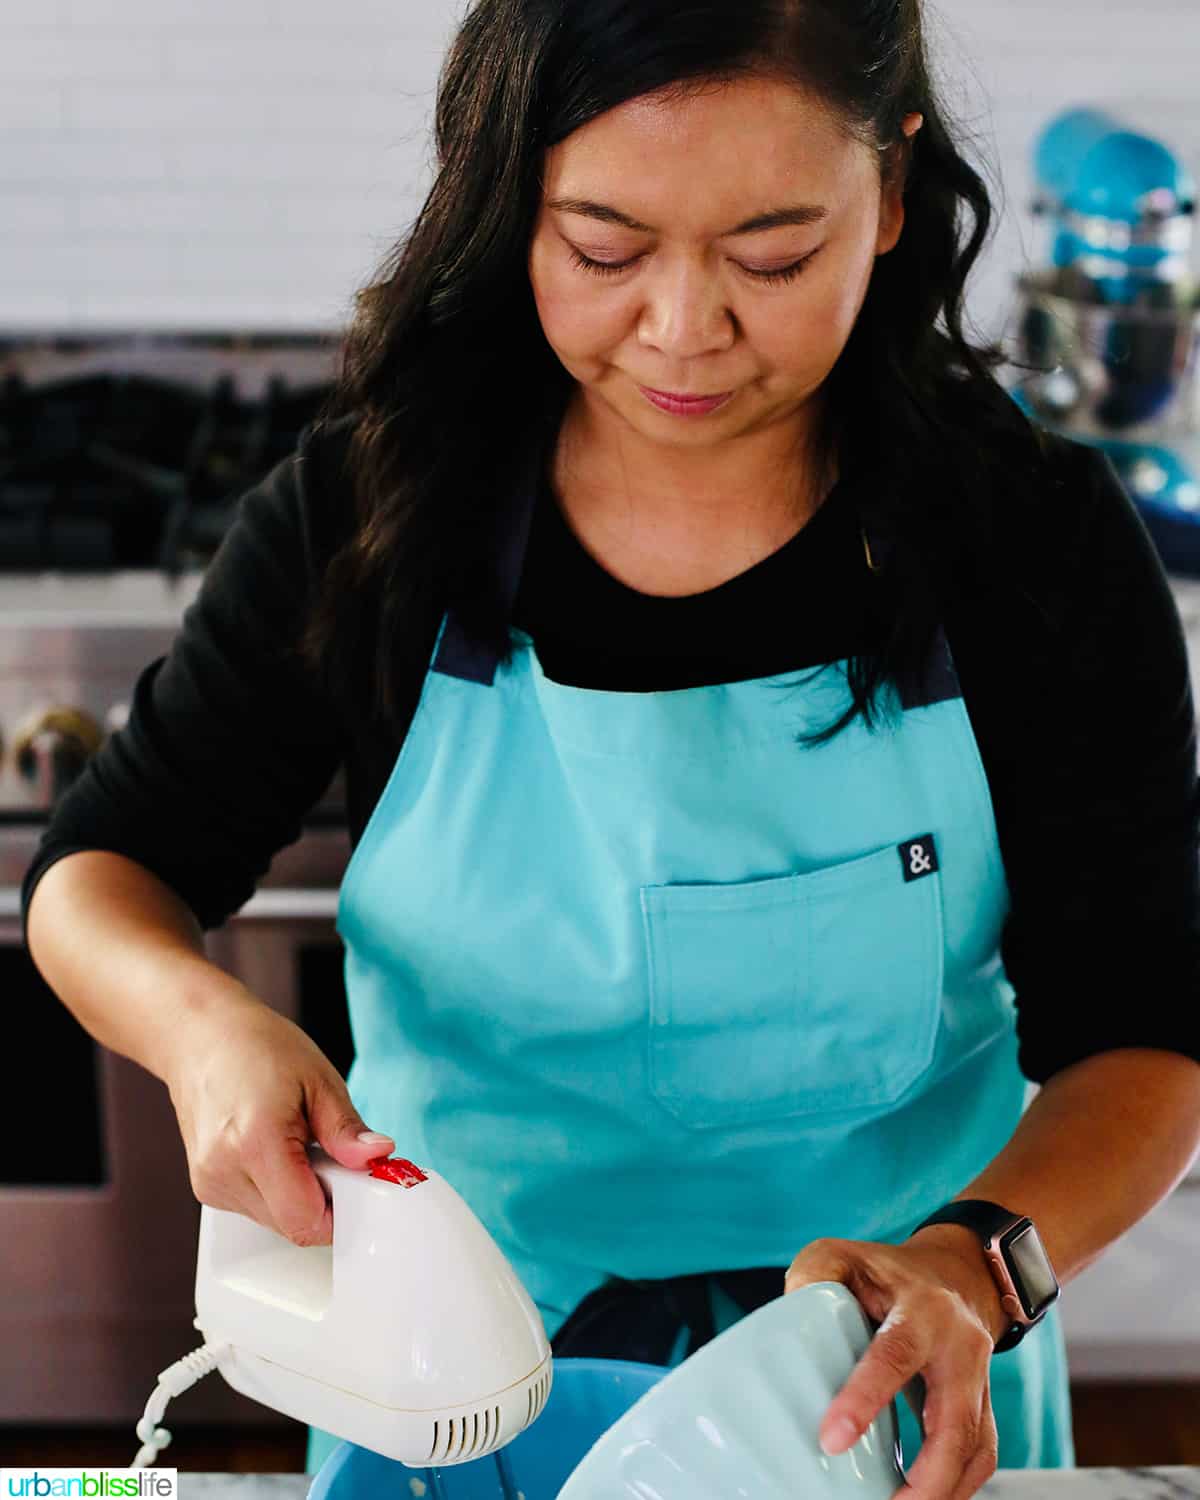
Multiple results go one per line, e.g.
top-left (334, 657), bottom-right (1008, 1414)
top-left (559, 1282), bottom-right (906, 1500)
top-left (307, 1358), bottom-right (668, 1500)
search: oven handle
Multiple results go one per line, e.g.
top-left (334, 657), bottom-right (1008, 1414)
top-left (232, 889), bottom-right (341, 922)
top-left (0, 887), bottom-right (340, 925)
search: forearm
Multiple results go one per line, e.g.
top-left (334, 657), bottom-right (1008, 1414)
top-left (912, 1047), bottom-right (1200, 1342)
top-left (26, 849), bottom-right (263, 1086)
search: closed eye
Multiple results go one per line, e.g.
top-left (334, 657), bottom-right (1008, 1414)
top-left (568, 246), bottom-right (822, 286)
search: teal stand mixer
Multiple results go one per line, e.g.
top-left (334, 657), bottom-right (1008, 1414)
top-left (1010, 107), bottom-right (1200, 574)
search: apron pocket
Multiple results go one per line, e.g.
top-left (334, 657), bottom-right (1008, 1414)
top-left (641, 843), bottom-right (945, 1130)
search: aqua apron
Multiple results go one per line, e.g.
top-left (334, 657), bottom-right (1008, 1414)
top-left (304, 431), bottom-right (1075, 1477)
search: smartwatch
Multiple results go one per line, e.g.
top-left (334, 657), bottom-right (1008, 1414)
top-left (908, 1199), bottom-right (1060, 1353)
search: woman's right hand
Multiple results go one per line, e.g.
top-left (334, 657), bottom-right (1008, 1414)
top-left (163, 988), bottom-right (395, 1247)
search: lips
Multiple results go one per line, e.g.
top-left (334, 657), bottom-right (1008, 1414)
top-left (645, 388), bottom-right (731, 402)
top-left (639, 386), bottom-right (736, 416)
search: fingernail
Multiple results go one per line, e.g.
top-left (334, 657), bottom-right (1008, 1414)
top-left (356, 1131), bottom-right (393, 1145)
top-left (820, 1417), bottom-right (859, 1456)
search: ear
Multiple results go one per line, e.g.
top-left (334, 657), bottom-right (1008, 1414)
top-left (876, 112), bottom-right (924, 256)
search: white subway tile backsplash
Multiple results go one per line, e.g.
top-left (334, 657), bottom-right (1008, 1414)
top-left (167, 137), bottom-right (417, 186)
top-left (67, 84), bottom-right (433, 136)
top-left (0, 136), bottom-right (172, 184)
top-left (0, 1), bottom-right (1196, 333)
top-left (257, 189), bottom-right (418, 239)
top-left (940, 5), bottom-right (1186, 51)
top-left (3, 294), bottom-right (73, 330)
top-left (975, 60), bottom-right (1200, 108)
top-left (0, 34), bottom-right (162, 81)
top-left (76, 189), bottom-right (274, 235)
top-left (63, 0), bottom-right (276, 29)
top-left (67, 85), bottom-right (284, 133)
top-left (0, 88), bottom-right (66, 133)
top-left (163, 235), bottom-right (373, 286)
top-left (68, 292), bottom-right (353, 331)
top-left (274, 0), bottom-right (464, 32)
top-left (0, 192), bottom-right (72, 233)
top-left (0, 237), bottom-right (172, 288)
top-left (160, 35), bottom-right (447, 84)
top-left (4, 3), bottom-right (64, 25)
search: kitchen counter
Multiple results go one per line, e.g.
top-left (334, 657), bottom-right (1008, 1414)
top-left (178, 1471), bottom-right (1200, 1499)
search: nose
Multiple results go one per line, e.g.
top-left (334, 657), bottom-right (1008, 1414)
top-left (636, 257), bottom-right (737, 359)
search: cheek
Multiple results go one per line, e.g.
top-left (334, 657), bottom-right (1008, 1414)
top-left (773, 248), bottom-right (878, 370)
top-left (750, 287), bottom-right (851, 376)
top-left (826, 271), bottom-right (872, 344)
top-left (530, 241), bottom-right (614, 352)
top-left (830, 225), bottom-right (886, 327)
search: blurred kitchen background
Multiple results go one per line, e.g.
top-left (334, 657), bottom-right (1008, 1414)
top-left (2, 0), bottom-right (1199, 1475)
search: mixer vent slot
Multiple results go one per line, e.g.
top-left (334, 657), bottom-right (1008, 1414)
top-left (427, 1406), bottom-right (503, 1463)
top-left (526, 1370), bottom-right (550, 1426)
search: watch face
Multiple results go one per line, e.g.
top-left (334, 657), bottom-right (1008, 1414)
top-left (1003, 1220), bottom-right (1060, 1319)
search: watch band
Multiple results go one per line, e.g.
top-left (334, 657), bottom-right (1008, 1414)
top-left (911, 1198), bottom-right (1020, 1244)
top-left (908, 1199), bottom-right (1044, 1353)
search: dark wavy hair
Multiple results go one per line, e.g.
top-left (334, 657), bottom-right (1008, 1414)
top-left (302, 0), bottom-right (1051, 744)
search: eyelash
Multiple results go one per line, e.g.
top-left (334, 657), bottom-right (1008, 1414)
top-left (567, 246), bottom-right (821, 285)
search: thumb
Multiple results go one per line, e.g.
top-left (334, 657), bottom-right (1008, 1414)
top-left (307, 1074), bottom-right (395, 1168)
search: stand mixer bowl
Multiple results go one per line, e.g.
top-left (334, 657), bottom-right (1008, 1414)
top-left (1012, 268), bottom-right (1200, 435)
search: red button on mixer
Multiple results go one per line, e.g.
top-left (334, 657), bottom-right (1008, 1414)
top-left (368, 1156), bottom-right (429, 1187)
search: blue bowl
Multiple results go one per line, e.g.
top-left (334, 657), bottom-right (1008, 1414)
top-left (308, 1358), bottom-right (668, 1500)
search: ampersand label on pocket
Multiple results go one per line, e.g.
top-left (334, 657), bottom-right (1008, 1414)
top-left (899, 834), bottom-right (939, 883)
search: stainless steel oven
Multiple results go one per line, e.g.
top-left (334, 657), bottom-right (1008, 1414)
top-left (0, 743), bottom-right (353, 1427)
top-left (0, 334), bottom-right (349, 1428)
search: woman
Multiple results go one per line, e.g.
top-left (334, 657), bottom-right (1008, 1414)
top-left (23, 2), bottom-right (1200, 1497)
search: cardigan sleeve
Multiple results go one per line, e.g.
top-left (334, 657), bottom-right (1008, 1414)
top-left (951, 435), bottom-right (1200, 1084)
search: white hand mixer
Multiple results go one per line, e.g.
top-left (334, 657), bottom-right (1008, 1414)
top-left (131, 1144), bottom-right (553, 1473)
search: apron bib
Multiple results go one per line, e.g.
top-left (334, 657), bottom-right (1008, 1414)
top-left (305, 432), bottom-right (1075, 1476)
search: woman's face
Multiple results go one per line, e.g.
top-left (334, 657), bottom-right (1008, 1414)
top-left (527, 74), bottom-right (920, 453)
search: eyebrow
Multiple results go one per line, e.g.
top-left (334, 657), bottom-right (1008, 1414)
top-left (546, 196), bottom-right (829, 237)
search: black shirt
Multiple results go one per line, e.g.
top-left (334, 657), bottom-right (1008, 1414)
top-left (21, 412), bottom-right (1200, 1086)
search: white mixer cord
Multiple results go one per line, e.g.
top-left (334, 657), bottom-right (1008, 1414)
top-left (130, 1342), bottom-right (231, 1468)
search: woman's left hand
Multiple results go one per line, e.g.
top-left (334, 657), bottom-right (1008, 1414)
top-left (785, 1229), bottom-right (1009, 1500)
